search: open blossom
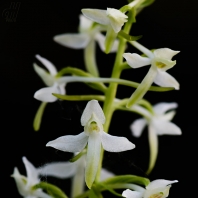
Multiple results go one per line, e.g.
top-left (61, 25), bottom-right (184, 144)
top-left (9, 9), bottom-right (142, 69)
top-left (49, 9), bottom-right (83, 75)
top-left (130, 102), bottom-right (181, 174)
top-left (54, 14), bottom-right (118, 52)
top-left (122, 179), bottom-right (178, 198)
top-left (54, 15), bottom-right (118, 76)
top-left (123, 43), bottom-right (180, 107)
top-left (82, 8), bottom-right (128, 33)
top-left (12, 157), bottom-right (52, 198)
top-left (39, 153), bottom-right (114, 198)
top-left (46, 100), bottom-right (135, 188)
top-left (34, 55), bottom-right (66, 102)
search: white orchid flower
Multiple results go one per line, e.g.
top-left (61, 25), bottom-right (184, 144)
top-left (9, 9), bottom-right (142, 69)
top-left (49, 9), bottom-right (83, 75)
top-left (123, 41), bottom-right (180, 107)
top-left (11, 157), bottom-right (52, 198)
top-left (122, 179), bottom-right (178, 198)
top-left (33, 54), bottom-right (66, 131)
top-left (46, 100), bottom-right (135, 188)
top-left (82, 8), bottom-right (127, 53)
top-left (130, 102), bottom-right (181, 174)
top-left (39, 153), bottom-right (114, 198)
top-left (82, 8), bottom-right (128, 33)
top-left (54, 15), bottom-right (118, 76)
top-left (34, 54), bottom-right (66, 103)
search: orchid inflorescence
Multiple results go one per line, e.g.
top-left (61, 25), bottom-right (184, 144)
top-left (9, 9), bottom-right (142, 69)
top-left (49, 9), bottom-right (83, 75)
top-left (12, 0), bottom-right (181, 197)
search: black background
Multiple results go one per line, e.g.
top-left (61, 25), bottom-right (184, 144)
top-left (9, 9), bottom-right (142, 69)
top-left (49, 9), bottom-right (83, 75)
top-left (1, 0), bottom-right (197, 197)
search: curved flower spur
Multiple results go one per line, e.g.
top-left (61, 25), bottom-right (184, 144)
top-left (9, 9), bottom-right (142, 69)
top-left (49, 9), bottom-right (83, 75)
top-left (46, 100), bottom-right (135, 188)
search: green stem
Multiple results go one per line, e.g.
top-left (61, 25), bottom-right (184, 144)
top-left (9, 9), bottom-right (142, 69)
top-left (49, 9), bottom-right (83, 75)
top-left (52, 94), bottom-right (105, 102)
top-left (96, 9), bottom-right (135, 182)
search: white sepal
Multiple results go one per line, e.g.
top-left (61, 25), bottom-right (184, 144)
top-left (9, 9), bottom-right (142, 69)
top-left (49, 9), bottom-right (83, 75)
top-left (123, 53), bottom-right (151, 68)
top-left (154, 70), bottom-right (180, 90)
top-left (81, 100), bottom-right (105, 126)
top-left (130, 118), bottom-right (147, 137)
top-left (54, 33), bottom-right (90, 49)
top-left (122, 189), bottom-right (143, 198)
top-left (36, 54), bottom-right (57, 76)
top-left (82, 9), bottom-right (109, 25)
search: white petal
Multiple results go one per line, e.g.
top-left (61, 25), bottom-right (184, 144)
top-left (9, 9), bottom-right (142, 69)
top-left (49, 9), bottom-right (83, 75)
top-left (81, 100), bottom-right (105, 126)
top-left (22, 157), bottom-right (39, 186)
top-left (146, 179), bottom-right (178, 190)
top-left (153, 102), bottom-right (178, 115)
top-left (35, 55), bottom-right (57, 76)
top-left (154, 48), bottom-right (180, 60)
top-left (94, 32), bottom-right (118, 52)
top-left (54, 33), bottom-right (90, 49)
top-left (79, 14), bottom-right (93, 32)
top-left (85, 132), bottom-right (101, 188)
top-left (130, 118), bottom-right (147, 138)
top-left (122, 189), bottom-right (143, 198)
top-left (101, 131), bottom-right (135, 152)
top-left (163, 111), bottom-right (176, 121)
top-left (33, 64), bottom-right (54, 86)
top-left (38, 161), bottom-right (77, 179)
top-left (82, 9), bottom-right (109, 25)
top-left (123, 53), bottom-right (151, 68)
top-left (33, 190), bottom-right (52, 198)
top-left (152, 119), bottom-right (181, 135)
top-left (154, 70), bottom-right (180, 90)
top-left (107, 8), bottom-right (128, 33)
top-left (100, 168), bottom-right (114, 181)
top-left (34, 84), bottom-right (59, 102)
top-left (58, 83), bottom-right (66, 95)
top-left (46, 132), bottom-right (89, 152)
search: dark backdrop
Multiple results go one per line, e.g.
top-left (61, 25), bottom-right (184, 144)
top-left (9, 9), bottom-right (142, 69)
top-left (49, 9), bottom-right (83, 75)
top-left (1, 0), bottom-right (197, 197)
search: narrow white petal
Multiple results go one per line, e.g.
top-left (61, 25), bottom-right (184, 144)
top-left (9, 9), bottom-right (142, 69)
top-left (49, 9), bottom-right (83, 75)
top-left (100, 168), bottom-right (114, 181)
top-left (33, 190), bottom-right (52, 198)
top-left (146, 179), bottom-right (178, 190)
top-left (122, 189), bottom-right (143, 198)
top-left (58, 83), bottom-right (66, 95)
top-left (79, 14), bottom-right (93, 32)
top-left (152, 119), bottom-right (181, 135)
top-left (130, 118), bottom-right (147, 138)
top-left (101, 131), bottom-right (135, 152)
top-left (85, 132), bottom-right (101, 188)
top-left (46, 132), bottom-right (89, 152)
top-left (94, 32), bottom-right (119, 52)
top-left (123, 53), bottom-right (151, 68)
top-left (154, 71), bottom-right (180, 90)
top-left (54, 33), bottom-right (90, 49)
top-left (82, 9), bottom-right (109, 25)
top-left (81, 100), bottom-right (105, 126)
top-left (34, 84), bottom-right (59, 102)
top-left (33, 64), bottom-right (54, 86)
top-left (22, 157), bottom-right (39, 186)
top-left (153, 102), bottom-right (178, 115)
top-left (154, 48), bottom-right (180, 60)
top-left (35, 55), bottom-right (57, 76)
top-left (38, 161), bottom-right (77, 179)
